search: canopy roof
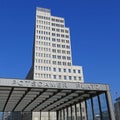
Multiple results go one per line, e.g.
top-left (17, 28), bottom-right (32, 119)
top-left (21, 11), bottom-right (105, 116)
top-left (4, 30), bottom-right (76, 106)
top-left (0, 78), bottom-right (109, 112)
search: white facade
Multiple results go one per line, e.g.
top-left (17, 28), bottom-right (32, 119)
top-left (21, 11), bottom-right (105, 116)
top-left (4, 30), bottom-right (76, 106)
top-left (26, 7), bottom-right (85, 120)
top-left (30, 7), bottom-right (84, 82)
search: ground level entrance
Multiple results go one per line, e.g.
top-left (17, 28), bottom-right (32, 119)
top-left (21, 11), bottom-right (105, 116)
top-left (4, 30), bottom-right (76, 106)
top-left (0, 78), bottom-right (115, 120)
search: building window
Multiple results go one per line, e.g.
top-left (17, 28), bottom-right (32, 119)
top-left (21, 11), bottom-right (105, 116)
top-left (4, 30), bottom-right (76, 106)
top-left (57, 50), bottom-right (61, 53)
top-left (53, 61), bottom-right (56, 64)
top-left (57, 39), bottom-right (60, 42)
top-left (61, 34), bottom-right (64, 37)
top-left (66, 45), bottom-right (70, 49)
top-left (49, 67), bottom-right (51, 71)
top-left (52, 28), bottom-right (55, 31)
top-left (56, 29), bottom-right (60, 32)
top-left (63, 62), bottom-right (66, 65)
top-left (67, 62), bottom-right (71, 66)
top-left (57, 56), bottom-right (61, 59)
top-left (57, 44), bottom-right (61, 48)
top-left (52, 38), bottom-right (56, 42)
top-left (65, 30), bottom-right (68, 33)
top-left (66, 35), bottom-right (69, 38)
top-left (74, 76), bottom-right (76, 80)
top-left (62, 45), bottom-right (65, 48)
top-left (62, 56), bottom-right (66, 60)
top-left (52, 49), bottom-right (56, 53)
top-left (68, 69), bottom-right (71, 73)
top-left (73, 69), bottom-right (76, 73)
top-left (64, 76), bottom-right (67, 80)
top-left (67, 51), bottom-right (70, 54)
top-left (49, 74), bottom-right (51, 78)
top-left (78, 70), bottom-right (81, 73)
top-left (58, 61), bottom-right (61, 65)
top-left (69, 76), bottom-right (72, 80)
top-left (52, 43), bottom-right (56, 47)
top-left (79, 77), bottom-right (81, 80)
top-left (53, 75), bottom-right (56, 79)
top-left (53, 68), bottom-right (56, 72)
top-left (62, 50), bottom-right (66, 54)
top-left (67, 57), bottom-right (71, 60)
top-left (58, 68), bottom-right (61, 72)
top-left (63, 69), bottom-right (66, 72)
top-left (59, 75), bottom-right (61, 79)
top-left (61, 29), bottom-right (64, 32)
top-left (61, 39), bottom-right (65, 43)
top-left (57, 34), bottom-right (60, 37)
top-left (52, 55), bottom-right (56, 59)
top-left (66, 40), bottom-right (69, 43)
top-left (52, 33), bottom-right (55, 36)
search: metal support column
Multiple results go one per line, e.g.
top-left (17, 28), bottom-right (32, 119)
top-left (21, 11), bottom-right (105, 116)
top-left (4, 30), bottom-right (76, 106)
top-left (97, 95), bottom-right (103, 120)
top-left (105, 91), bottom-right (115, 120)
top-left (66, 107), bottom-right (68, 120)
top-left (60, 109), bottom-right (62, 120)
top-left (70, 106), bottom-right (73, 120)
top-left (56, 110), bottom-right (59, 120)
top-left (79, 103), bottom-right (82, 120)
top-left (63, 109), bottom-right (65, 120)
top-left (75, 104), bottom-right (77, 120)
top-left (91, 97), bottom-right (95, 120)
top-left (85, 100), bottom-right (88, 120)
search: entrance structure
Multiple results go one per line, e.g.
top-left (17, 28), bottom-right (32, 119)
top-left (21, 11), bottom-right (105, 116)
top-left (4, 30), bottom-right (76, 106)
top-left (0, 78), bottom-right (115, 120)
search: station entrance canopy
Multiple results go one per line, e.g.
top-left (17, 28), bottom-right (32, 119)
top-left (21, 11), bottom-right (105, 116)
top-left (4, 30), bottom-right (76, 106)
top-left (0, 78), bottom-right (115, 120)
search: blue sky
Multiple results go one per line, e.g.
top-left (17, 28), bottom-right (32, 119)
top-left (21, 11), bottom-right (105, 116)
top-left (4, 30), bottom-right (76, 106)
top-left (0, 0), bottom-right (120, 101)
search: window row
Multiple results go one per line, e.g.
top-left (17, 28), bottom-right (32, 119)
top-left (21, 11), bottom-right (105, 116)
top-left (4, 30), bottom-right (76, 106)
top-left (35, 59), bottom-right (51, 64)
top-left (35, 66), bottom-right (51, 71)
top-left (52, 44), bottom-right (70, 49)
top-left (52, 33), bottom-right (69, 38)
top-left (36, 53), bottom-right (51, 58)
top-left (52, 49), bottom-right (70, 54)
top-left (51, 18), bottom-right (64, 23)
top-left (35, 73), bottom-right (51, 79)
top-left (53, 68), bottom-right (81, 74)
top-left (35, 47), bottom-right (51, 52)
top-left (36, 30), bottom-right (50, 35)
top-left (52, 55), bottom-right (71, 60)
top-left (53, 75), bottom-right (82, 81)
top-left (36, 25), bottom-right (50, 30)
top-left (36, 41), bottom-right (51, 46)
top-left (36, 20), bottom-right (50, 25)
top-left (35, 66), bottom-right (81, 74)
top-left (52, 61), bottom-right (71, 66)
top-left (51, 23), bottom-right (64, 28)
top-left (35, 73), bottom-right (82, 81)
top-left (52, 28), bottom-right (69, 33)
top-left (36, 36), bottom-right (50, 41)
top-left (52, 38), bottom-right (69, 43)
top-left (37, 15), bottom-right (50, 20)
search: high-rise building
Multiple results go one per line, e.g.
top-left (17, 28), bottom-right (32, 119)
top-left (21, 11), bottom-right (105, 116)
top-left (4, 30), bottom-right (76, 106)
top-left (26, 7), bottom-right (85, 120)
top-left (26, 7), bottom-right (84, 82)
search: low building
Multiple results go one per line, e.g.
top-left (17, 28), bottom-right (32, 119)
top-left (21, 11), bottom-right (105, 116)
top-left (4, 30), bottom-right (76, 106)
top-left (114, 97), bottom-right (120, 120)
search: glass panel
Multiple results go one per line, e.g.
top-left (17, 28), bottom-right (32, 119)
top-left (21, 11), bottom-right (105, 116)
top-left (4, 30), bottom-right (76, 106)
top-left (99, 93), bottom-right (110, 120)
top-left (86, 99), bottom-right (93, 120)
top-left (93, 96), bottom-right (101, 120)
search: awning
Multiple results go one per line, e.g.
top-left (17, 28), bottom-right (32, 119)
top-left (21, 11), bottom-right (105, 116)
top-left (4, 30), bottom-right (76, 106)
top-left (0, 78), bottom-right (109, 112)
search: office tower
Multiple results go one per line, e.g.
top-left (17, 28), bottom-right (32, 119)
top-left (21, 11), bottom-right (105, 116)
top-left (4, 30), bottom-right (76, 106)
top-left (26, 7), bottom-right (85, 120)
top-left (27, 7), bottom-right (84, 82)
